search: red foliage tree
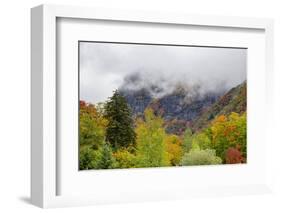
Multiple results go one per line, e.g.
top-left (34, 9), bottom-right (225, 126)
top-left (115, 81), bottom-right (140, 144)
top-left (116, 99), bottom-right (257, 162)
top-left (225, 147), bottom-right (245, 164)
top-left (80, 100), bottom-right (86, 108)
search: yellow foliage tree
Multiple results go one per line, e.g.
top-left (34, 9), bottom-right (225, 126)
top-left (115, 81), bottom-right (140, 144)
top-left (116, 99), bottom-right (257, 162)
top-left (164, 135), bottom-right (183, 166)
top-left (135, 108), bottom-right (170, 168)
top-left (113, 149), bottom-right (136, 168)
top-left (79, 101), bottom-right (108, 149)
top-left (208, 112), bottom-right (246, 161)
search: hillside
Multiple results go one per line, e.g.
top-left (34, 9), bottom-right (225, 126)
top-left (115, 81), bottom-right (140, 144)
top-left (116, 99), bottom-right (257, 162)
top-left (191, 81), bottom-right (247, 131)
top-left (120, 81), bottom-right (246, 135)
top-left (120, 86), bottom-right (220, 134)
top-left (121, 87), bottom-right (219, 119)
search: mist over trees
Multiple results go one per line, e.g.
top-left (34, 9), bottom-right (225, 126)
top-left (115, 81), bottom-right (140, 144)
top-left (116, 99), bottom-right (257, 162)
top-left (79, 84), bottom-right (247, 170)
top-left (79, 42), bottom-right (247, 170)
top-left (80, 43), bottom-right (246, 105)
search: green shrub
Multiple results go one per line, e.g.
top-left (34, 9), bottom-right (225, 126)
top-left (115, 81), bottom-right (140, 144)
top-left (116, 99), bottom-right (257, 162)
top-left (181, 149), bottom-right (222, 166)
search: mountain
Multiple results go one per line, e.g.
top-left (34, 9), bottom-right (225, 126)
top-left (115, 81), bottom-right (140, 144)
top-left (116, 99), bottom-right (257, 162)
top-left (191, 81), bottom-right (247, 131)
top-left (120, 86), bottom-right (220, 134)
top-left (120, 88), bottom-right (152, 116)
top-left (120, 81), bottom-right (246, 135)
top-left (121, 88), bottom-right (219, 119)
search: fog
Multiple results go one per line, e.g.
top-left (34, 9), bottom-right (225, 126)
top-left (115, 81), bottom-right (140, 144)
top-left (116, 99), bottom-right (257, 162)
top-left (80, 42), bottom-right (247, 104)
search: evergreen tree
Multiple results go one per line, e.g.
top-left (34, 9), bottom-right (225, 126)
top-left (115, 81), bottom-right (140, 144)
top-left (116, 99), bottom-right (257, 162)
top-left (97, 142), bottom-right (116, 169)
top-left (79, 147), bottom-right (95, 170)
top-left (79, 146), bottom-right (102, 170)
top-left (104, 90), bottom-right (136, 150)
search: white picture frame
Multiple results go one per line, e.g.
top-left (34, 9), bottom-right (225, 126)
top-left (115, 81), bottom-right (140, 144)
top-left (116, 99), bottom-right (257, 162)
top-left (31, 4), bottom-right (274, 208)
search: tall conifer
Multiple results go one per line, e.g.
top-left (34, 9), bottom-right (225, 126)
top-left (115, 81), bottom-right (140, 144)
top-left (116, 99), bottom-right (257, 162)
top-left (104, 90), bottom-right (136, 150)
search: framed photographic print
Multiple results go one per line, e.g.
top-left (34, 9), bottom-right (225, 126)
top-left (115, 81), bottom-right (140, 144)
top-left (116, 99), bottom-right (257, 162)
top-left (31, 4), bottom-right (274, 208)
top-left (78, 41), bottom-right (247, 170)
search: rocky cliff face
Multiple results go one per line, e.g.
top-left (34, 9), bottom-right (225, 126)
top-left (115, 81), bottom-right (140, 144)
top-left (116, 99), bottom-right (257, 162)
top-left (120, 88), bottom-right (152, 116)
top-left (120, 81), bottom-right (246, 135)
top-left (150, 93), bottom-right (218, 121)
top-left (121, 88), bottom-right (219, 120)
top-left (191, 81), bottom-right (247, 131)
top-left (120, 86), bottom-right (219, 134)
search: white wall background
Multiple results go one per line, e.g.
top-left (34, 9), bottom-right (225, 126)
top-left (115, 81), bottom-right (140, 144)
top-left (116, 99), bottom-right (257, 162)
top-left (0, 0), bottom-right (280, 212)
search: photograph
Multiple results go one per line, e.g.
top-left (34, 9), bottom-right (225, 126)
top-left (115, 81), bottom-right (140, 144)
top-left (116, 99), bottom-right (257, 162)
top-left (79, 41), bottom-right (247, 170)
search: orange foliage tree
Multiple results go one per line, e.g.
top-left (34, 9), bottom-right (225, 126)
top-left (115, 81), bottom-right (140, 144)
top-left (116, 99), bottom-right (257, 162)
top-left (164, 134), bottom-right (183, 166)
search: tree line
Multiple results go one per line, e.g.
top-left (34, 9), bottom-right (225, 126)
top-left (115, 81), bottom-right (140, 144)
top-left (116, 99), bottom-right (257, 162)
top-left (79, 90), bottom-right (246, 170)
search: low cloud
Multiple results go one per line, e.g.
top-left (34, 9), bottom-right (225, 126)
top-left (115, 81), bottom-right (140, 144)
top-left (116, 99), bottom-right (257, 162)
top-left (80, 42), bottom-right (246, 104)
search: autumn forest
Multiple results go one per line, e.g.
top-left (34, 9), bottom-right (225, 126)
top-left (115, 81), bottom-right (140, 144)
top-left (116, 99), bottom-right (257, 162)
top-left (79, 42), bottom-right (247, 170)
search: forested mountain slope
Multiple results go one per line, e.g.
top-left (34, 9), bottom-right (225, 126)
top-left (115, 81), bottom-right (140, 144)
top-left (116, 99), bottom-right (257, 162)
top-left (191, 81), bottom-right (246, 131)
top-left (120, 81), bottom-right (246, 134)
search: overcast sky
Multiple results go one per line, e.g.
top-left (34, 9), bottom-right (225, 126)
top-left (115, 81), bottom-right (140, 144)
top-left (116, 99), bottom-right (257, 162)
top-left (80, 42), bottom-right (247, 104)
